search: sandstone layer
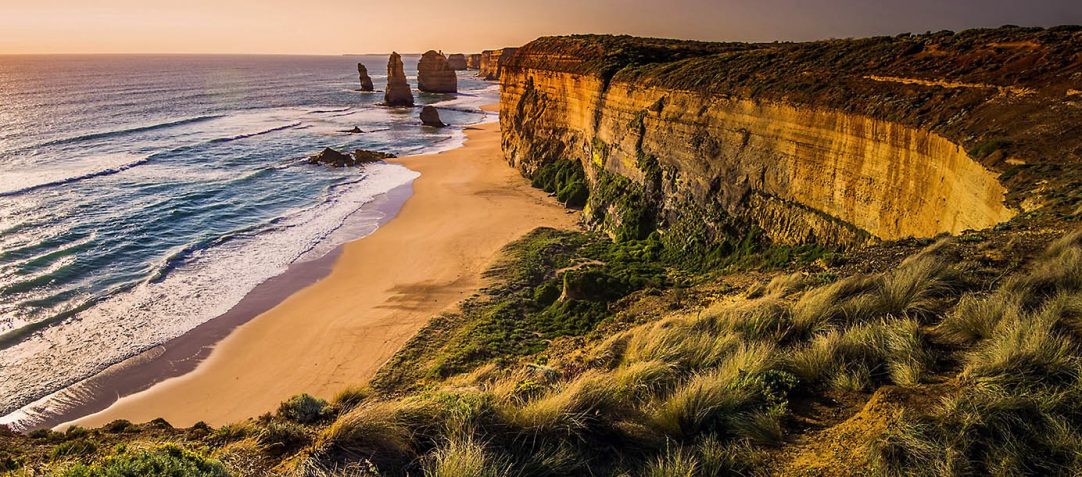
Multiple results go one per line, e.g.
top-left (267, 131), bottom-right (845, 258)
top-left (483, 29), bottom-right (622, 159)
top-left (500, 29), bottom-right (1082, 246)
top-left (417, 50), bottom-right (458, 93)
top-left (447, 54), bottom-right (468, 70)
top-left (357, 63), bottom-right (374, 91)
top-left (384, 52), bottom-right (414, 107)
top-left (479, 48), bottom-right (517, 80)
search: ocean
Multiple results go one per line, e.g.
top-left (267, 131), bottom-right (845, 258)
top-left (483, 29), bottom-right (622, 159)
top-left (0, 54), bottom-right (498, 426)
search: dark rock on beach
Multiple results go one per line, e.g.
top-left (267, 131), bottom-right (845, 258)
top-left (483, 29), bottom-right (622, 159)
top-left (420, 106), bottom-right (446, 128)
top-left (308, 147), bottom-right (395, 167)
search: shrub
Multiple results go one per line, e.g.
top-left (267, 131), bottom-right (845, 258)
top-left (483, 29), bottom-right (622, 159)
top-left (278, 393), bottom-right (330, 424)
top-left (51, 439), bottom-right (98, 460)
top-left (58, 445), bottom-right (228, 477)
top-left (256, 420), bottom-right (310, 454)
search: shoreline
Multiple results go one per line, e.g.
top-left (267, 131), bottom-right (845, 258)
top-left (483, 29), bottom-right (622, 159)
top-left (11, 184), bottom-right (414, 431)
top-left (61, 117), bottom-right (577, 428)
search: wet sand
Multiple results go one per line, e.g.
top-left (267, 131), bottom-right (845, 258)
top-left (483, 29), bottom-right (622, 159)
top-left (66, 119), bottom-right (577, 428)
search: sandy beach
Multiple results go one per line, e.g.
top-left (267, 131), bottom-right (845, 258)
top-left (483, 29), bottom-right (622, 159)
top-left (68, 118), bottom-right (577, 428)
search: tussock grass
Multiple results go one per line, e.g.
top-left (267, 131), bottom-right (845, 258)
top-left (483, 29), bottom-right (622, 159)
top-left (423, 435), bottom-right (511, 477)
top-left (643, 444), bottom-right (699, 477)
top-left (650, 344), bottom-right (777, 438)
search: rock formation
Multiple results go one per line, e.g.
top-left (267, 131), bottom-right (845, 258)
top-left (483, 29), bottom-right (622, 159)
top-left (420, 106), bottom-right (446, 127)
top-left (309, 147), bottom-right (395, 167)
top-left (478, 48), bottom-right (516, 80)
top-left (467, 54), bottom-right (482, 70)
top-left (498, 31), bottom-right (1082, 246)
top-left (384, 52), bottom-right (414, 107)
top-left (447, 54), bottom-right (468, 70)
top-left (357, 63), bottom-right (374, 91)
top-left (417, 50), bottom-right (458, 93)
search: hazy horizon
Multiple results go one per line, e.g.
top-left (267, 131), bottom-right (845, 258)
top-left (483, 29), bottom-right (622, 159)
top-left (1, 0), bottom-right (1080, 55)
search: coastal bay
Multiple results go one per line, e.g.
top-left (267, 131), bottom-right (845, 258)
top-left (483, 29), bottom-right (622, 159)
top-left (66, 117), bottom-right (577, 428)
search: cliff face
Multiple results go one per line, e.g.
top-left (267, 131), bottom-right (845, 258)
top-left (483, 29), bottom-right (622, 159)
top-left (501, 29), bottom-right (1082, 246)
top-left (417, 50), bottom-right (458, 93)
top-left (467, 53), bottom-right (482, 70)
top-left (479, 48), bottom-right (517, 80)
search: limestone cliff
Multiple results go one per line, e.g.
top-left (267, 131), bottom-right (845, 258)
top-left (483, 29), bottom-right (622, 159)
top-left (479, 48), bottom-right (517, 80)
top-left (384, 52), bottom-right (414, 107)
top-left (501, 29), bottom-right (1082, 247)
top-left (417, 50), bottom-right (458, 93)
top-left (447, 53), bottom-right (468, 70)
top-left (357, 63), bottom-right (374, 92)
top-left (467, 53), bottom-right (482, 70)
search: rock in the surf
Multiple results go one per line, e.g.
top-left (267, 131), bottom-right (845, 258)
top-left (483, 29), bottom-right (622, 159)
top-left (384, 52), bottom-right (414, 107)
top-left (417, 50), bottom-right (458, 93)
top-left (357, 63), bottom-right (374, 91)
top-left (309, 147), bottom-right (395, 167)
top-left (420, 106), bottom-right (446, 128)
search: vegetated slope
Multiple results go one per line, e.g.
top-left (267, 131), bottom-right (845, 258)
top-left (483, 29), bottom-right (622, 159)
top-left (5, 28), bottom-right (1082, 476)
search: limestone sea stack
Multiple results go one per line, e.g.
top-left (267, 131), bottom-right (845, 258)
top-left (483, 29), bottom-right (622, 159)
top-left (357, 63), bottom-right (374, 91)
top-left (420, 106), bottom-right (446, 127)
top-left (384, 52), bottom-right (414, 107)
top-left (447, 54), bottom-right (468, 70)
top-left (466, 53), bottom-right (482, 70)
top-left (417, 50), bottom-right (458, 93)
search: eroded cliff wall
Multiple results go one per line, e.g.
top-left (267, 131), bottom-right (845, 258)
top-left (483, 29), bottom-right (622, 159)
top-left (502, 29), bottom-right (1082, 246)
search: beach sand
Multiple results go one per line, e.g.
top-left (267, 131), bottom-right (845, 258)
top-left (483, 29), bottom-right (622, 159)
top-left (68, 119), bottom-right (577, 428)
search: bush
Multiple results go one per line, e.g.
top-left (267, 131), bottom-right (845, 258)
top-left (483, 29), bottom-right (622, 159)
top-left (51, 439), bottom-right (98, 460)
top-left (256, 420), bottom-right (310, 454)
top-left (278, 393), bottom-right (330, 424)
top-left (58, 445), bottom-right (228, 477)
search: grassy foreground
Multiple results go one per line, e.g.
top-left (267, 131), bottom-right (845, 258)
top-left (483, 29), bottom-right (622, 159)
top-left (3, 213), bottom-right (1081, 475)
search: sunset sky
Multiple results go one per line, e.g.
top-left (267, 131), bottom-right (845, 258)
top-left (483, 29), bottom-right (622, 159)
top-left (1, 0), bottom-right (1080, 55)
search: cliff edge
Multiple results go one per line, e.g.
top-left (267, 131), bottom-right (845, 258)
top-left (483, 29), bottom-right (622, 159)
top-left (501, 29), bottom-right (1082, 247)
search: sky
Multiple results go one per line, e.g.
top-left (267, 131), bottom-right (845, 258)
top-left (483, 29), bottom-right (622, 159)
top-left (0, 0), bottom-right (1080, 55)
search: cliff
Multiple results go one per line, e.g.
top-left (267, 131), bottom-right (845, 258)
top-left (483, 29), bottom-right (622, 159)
top-left (384, 52), bottom-right (414, 106)
top-left (479, 48), bottom-right (517, 80)
top-left (467, 53), bottom-right (482, 69)
top-left (501, 29), bottom-right (1082, 247)
top-left (417, 50), bottom-right (458, 93)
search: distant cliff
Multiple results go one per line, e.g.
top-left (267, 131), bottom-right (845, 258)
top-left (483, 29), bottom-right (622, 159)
top-left (501, 28), bottom-right (1082, 247)
top-left (479, 48), bottom-right (517, 80)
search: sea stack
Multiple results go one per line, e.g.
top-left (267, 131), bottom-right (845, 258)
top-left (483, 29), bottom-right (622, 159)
top-left (357, 63), bottom-right (374, 91)
top-left (466, 53), bottom-right (482, 70)
top-left (447, 54), bottom-right (468, 70)
top-left (420, 106), bottom-right (446, 127)
top-left (417, 50), bottom-right (458, 93)
top-left (384, 52), bottom-right (414, 107)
